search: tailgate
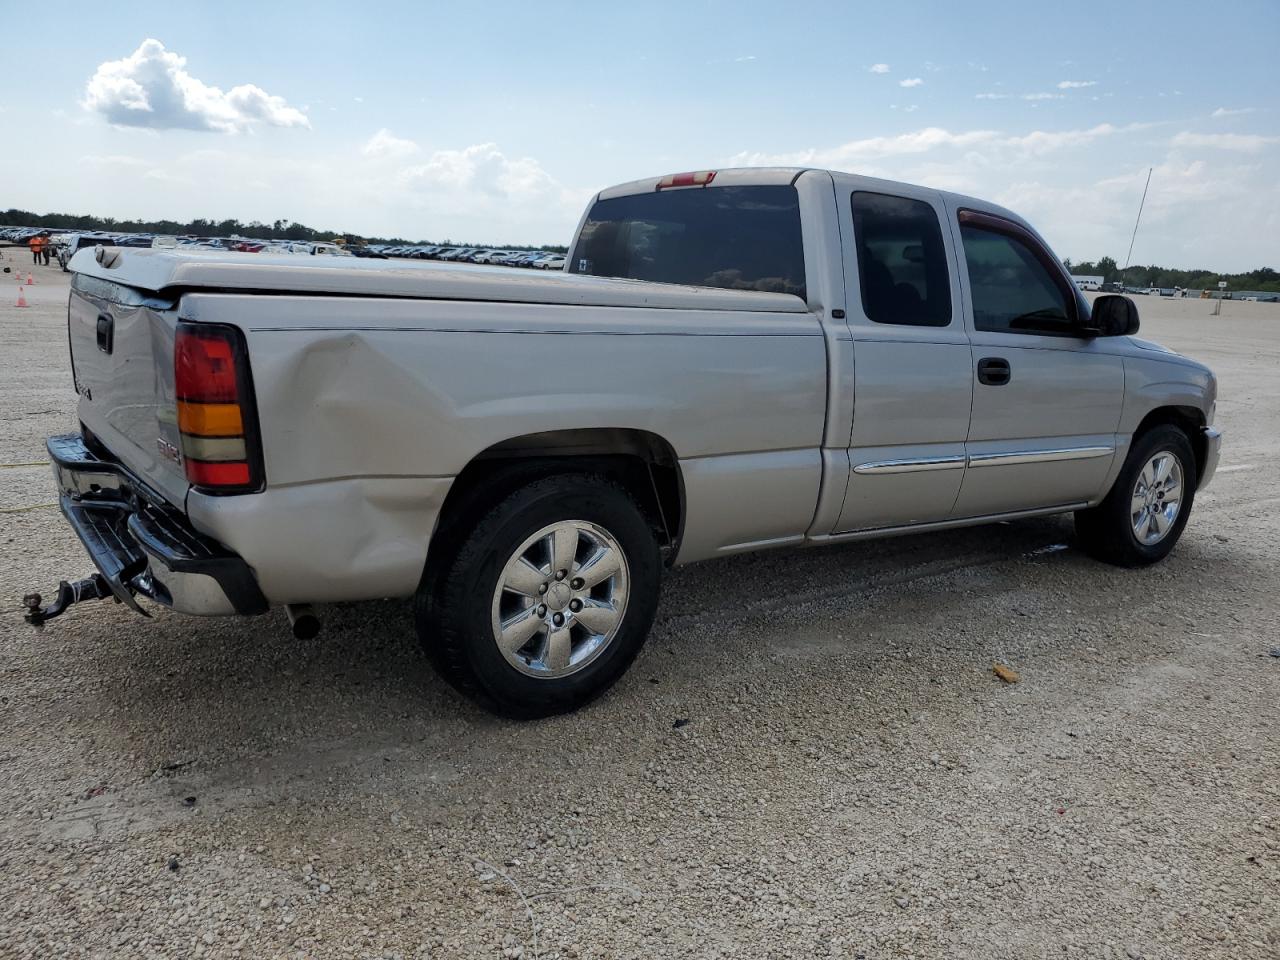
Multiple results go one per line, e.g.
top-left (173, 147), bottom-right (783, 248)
top-left (68, 274), bottom-right (188, 507)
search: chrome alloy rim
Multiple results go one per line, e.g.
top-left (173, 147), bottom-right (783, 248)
top-left (1131, 451), bottom-right (1184, 545)
top-left (490, 520), bottom-right (630, 679)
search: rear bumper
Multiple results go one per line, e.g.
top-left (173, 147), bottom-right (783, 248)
top-left (1199, 426), bottom-right (1223, 491)
top-left (48, 433), bottom-right (267, 617)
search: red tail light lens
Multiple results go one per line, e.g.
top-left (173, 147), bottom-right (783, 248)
top-left (176, 330), bottom-right (239, 403)
top-left (185, 460), bottom-right (252, 487)
top-left (656, 170), bottom-right (716, 190)
top-left (174, 324), bottom-right (262, 493)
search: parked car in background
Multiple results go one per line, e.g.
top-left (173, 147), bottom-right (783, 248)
top-left (438, 247), bottom-right (477, 262)
top-left (533, 254), bottom-right (566, 270)
top-left (53, 234), bottom-right (108, 271)
top-left (306, 242), bottom-right (354, 257)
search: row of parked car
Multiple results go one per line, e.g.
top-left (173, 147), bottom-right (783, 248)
top-left (2, 226), bottom-right (569, 272)
top-left (2, 226), bottom-right (158, 249)
top-left (366, 244), bottom-right (566, 269)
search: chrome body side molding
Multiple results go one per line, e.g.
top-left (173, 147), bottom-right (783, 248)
top-left (852, 445), bottom-right (1114, 477)
top-left (853, 455), bottom-right (967, 475)
top-left (966, 445), bottom-right (1114, 468)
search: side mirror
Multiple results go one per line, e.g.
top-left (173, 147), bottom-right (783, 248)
top-left (1083, 294), bottom-right (1140, 337)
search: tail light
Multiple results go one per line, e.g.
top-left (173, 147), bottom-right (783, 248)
top-left (174, 323), bottom-right (263, 492)
top-left (656, 170), bottom-right (716, 190)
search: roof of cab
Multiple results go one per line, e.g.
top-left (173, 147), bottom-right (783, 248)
top-left (596, 167), bottom-right (809, 201)
top-left (593, 166), bottom-right (1038, 241)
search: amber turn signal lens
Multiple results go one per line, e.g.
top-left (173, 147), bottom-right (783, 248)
top-left (177, 400), bottom-right (243, 437)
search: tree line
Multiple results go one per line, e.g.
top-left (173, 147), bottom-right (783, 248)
top-left (4, 207), bottom-right (1274, 288)
top-left (0, 209), bottom-right (569, 254)
top-left (1062, 256), bottom-right (1279, 293)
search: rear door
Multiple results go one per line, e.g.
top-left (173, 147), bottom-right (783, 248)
top-left (68, 274), bottom-right (188, 506)
top-left (833, 178), bottom-right (973, 532)
top-left (946, 206), bottom-right (1123, 517)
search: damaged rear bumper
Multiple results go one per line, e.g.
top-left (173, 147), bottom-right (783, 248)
top-left (43, 433), bottom-right (268, 618)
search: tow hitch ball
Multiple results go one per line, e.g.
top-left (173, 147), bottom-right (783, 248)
top-left (23, 574), bottom-right (117, 626)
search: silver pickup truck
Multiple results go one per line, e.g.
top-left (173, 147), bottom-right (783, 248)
top-left (29, 167), bottom-right (1221, 717)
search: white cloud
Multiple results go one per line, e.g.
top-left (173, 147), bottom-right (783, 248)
top-left (397, 143), bottom-right (560, 198)
top-left (47, 139), bottom-right (592, 246)
top-left (362, 128), bottom-right (419, 159)
top-left (1057, 80), bottom-right (1097, 89)
top-left (899, 77), bottom-right (923, 88)
top-left (1211, 106), bottom-right (1257, 118)
top-left (730, 121), bottom-right (1275, 269)
top-left (869, 63), bottom-right (890, 74)
top-left (730, 123), bottom-right (1127, 169)
top-left (1022, 92), bottom-right (1065, 101)
top-left (83, 39), bottom-right (308, 134)
top-left (975, 92), bottom-right (1010, 100)
top-left (998, 153), bottom-right (1280, 271)
top-left (734, 55), bottom-right (757, 62)
top-left (730, 127), bottom-right (1000, 167)
top-left (1002, 123), bottom-right (1118, 154)
top-left (1171, 131), bottom-right (1279, 152)
top-left (79, 154), bottom-right (149, 168)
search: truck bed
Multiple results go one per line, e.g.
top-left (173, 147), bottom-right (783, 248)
top-left (69, 248), bottom-right (811, 313)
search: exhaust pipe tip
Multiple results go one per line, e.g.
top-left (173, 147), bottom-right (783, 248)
top-left (285, 603), bottom-right (321, 640)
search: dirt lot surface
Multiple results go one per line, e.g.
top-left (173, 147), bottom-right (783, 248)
top-left (1, 259), bottom-right (1277, 959)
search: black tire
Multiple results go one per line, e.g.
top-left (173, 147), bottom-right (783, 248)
top-left (1074, 424), bottom-right (1198, 566)
top-left (416, 473), bottom-right (661, 719)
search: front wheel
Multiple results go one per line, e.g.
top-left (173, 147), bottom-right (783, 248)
top-left (1074, 424), bottom-right (1198, 566)
top-left (416, 474), bottom-right (661, 718)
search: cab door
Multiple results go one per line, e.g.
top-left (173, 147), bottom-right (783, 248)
top-left (833, 178), bottom-right (973, 532)
top-left (946, 205), bottom-right (1124, 517)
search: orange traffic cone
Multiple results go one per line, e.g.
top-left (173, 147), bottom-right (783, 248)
top-left (26, 272), bottom-right (34, 285)
top-left (16, 285), bottom-right (29, 307)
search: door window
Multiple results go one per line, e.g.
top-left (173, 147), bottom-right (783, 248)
top-left (850, 192), bottom-right (952, 327)
top-left (959, 224), bottom-right (1075, 335)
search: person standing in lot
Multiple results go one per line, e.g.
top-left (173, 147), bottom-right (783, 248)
top-left (28, 233), bottom-right (45, 265)
top-left (41, 234), bottom-right (51, 266)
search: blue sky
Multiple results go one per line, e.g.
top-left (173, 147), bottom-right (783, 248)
top-left (4, 0), bottom-right (1278, 268)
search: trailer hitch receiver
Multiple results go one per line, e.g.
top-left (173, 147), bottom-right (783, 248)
top-left (23, 574), bottom-right (119, 626)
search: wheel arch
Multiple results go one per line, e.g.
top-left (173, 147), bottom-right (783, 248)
top-left (1132, 405), bottom-right (1207, 481)
top-left (424, 428), bottom-right (685, 591)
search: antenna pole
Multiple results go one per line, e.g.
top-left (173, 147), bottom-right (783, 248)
top-left (1124, 167), bottom-right (1153, 275)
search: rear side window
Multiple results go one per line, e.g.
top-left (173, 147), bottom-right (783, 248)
top-left (569, 185), bottom-right (806, 300)
top-left (959, 225), bottom-right (1073, 335)
top-left (851, 192), bottom-right (952, 327)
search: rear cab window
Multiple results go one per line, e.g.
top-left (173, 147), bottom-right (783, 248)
top-left (569, 185), bottom-right (806, 300)
top-left (850, 192), bottom-right (952, 327)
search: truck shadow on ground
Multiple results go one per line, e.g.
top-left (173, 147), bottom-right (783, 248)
top-left (55, 510), bottom-right (1243, 831)
top-left (82, 514), bottom-right (1109, 728)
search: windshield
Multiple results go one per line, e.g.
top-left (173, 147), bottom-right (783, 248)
top-left (569, 185), bottom-right (806, 300)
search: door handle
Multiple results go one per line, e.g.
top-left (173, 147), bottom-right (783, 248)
top-left (95, 313), bottom-right (114, 355)
top-left (977, 357), bottom-right (1010, 386)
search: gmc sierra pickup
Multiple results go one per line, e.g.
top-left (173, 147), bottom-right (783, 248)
top-left (28, 167), bottom-right (1221, 718)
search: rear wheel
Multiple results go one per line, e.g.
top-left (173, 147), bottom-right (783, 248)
top-left (1075, 424), bottom-right (1197, 566)
top-left (416, 474), bottom-right (661, 718)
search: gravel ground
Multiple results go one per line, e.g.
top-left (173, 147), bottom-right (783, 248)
top-left (0, 259), bottom-right (1277, 959)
